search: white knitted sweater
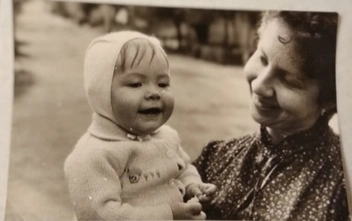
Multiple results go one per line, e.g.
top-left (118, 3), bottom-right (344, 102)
top-left (64, 31), bottom-right (202, 220)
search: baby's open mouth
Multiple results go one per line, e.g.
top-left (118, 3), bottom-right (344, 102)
top-left (138, 108), bottom-right (162, 115)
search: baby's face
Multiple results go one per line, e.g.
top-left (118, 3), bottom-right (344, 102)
top-left (111, 45), bottom-right (174, 135)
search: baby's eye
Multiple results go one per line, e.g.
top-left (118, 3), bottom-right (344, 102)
top-left (260, 55), bottom-right (268, 66)
top-left (127, 82), bottom-right (142, 88)
top-left (158, 82), bottom-right (169, 88)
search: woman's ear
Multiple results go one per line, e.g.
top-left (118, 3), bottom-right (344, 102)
top-left (322, 100), bottom-right (337, 113)
top-left (320, 101), bottom-right (337, 120)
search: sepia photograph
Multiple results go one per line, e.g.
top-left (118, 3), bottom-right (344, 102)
top-left (3, 0), bottom-right (351, 220)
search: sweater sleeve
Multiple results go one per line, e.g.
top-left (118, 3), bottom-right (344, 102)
top-left (176, 145), bottom-right (203, 188)
top-left (64, 148), bottom-right (173, 220)
top-left (159, 125), bottom-right (203, 187)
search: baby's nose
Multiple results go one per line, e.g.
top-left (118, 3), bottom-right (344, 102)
top-left (145, 88), bottom-right (161, 100)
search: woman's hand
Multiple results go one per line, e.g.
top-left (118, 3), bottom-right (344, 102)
top-left (170, 202), bottom-right (206, 220)
top-left (187, 183), bottom-right (217, 204)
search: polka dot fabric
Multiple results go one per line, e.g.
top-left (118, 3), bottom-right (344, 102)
top-left (194, 117), bottom-right (350, 220)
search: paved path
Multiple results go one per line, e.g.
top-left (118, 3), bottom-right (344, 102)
top-left (7, 1), bottom-right (103, 220)
top-left (6, 0), bottom-right (339, 220)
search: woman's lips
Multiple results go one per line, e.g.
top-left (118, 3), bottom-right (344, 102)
top-left (252, 96), bottom-right (279, 112)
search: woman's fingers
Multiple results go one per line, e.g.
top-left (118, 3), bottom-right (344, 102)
top-left (200, 183), bottom-right (217, 195)
top-left (196, 184), bottom-right (217, 203)
top-left (187, 202), bottom-right (202, 215)
top-left (198, 194), bottom-right (213, 203)
top-left (171, 202), bottom-right (203, 220)
top-left (191, 187), bottom-right (203, 197)
top-left (205, 184), bottom-right (217, 195)
top-left (192, 211), bottom-right (206, 220)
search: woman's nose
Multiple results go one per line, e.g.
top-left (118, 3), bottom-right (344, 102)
top-left (251, 68), bottom-right (275, 97)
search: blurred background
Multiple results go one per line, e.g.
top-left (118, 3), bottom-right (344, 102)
top-left (48, 1), bottom-right (260, 64)
top-left (7, 0), bottom-right (339, 220)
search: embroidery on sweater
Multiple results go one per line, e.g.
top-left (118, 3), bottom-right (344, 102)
top-left (127, 167), bottom-right (142, 184)
top-left (143, 170), bottom-right (161, 181)
top-left (125, 167), bottom-right (163, 183)
top-left (149, 172), bottom-right (154, 179)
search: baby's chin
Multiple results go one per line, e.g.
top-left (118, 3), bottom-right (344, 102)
top-left (124, 125), bottom-right (162, 136)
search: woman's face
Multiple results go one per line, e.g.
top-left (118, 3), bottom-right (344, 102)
top-left (244, 18), bottom-right (322, 134)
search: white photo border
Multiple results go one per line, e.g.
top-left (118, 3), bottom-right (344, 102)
top-left (1, 0), bottom-right (351, 219)
top-left (0, 0), bottom-right (14, 220)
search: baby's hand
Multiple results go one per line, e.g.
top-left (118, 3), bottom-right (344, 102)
top-left (187, 183), bottom-right (217, 204)
top-left (187, 196), bottom-right (200, 204)
top-left (170, 202), bottom-right (206, 220)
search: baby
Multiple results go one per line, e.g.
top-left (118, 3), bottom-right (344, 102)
top-left (64, 31), bottom-right (216, 220)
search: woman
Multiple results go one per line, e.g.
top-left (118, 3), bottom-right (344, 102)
top-left (194, 11), bottom-right (349, 220)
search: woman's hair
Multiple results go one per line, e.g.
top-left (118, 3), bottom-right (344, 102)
top-left (259, 11), bottom-right (338, 115)
top-left (115, 38), bottom-right (169, 73)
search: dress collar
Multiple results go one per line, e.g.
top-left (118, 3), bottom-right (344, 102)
top-left (258, 116), bottom-right (331, 158)
top-left (126, 133), bottom-right (151, 142)
top-left (87, 113), bottom-right (151, 142)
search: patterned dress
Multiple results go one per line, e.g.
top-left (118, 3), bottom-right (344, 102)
top-left (194, 117), bottom-right (349, 220)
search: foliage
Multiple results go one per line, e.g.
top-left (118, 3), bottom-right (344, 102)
top-left (47, 2), bottom-right (259, 65)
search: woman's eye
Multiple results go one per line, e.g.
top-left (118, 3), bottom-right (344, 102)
top-left (158, 82), bottom-right (169, 88)
top-left (260, 56), bottom-right (268, 66)
top-left (128, 83), bottom-right (142, 88)
top-left (282, 75), bottom-right (305, 89)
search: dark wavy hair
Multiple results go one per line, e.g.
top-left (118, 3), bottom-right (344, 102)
top-left (259, 11), bottom-right (338, 116)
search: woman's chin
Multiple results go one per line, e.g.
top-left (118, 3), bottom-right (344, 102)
top-left (252, 113), bottom-right (266, 125)
top-left (251, 108), bottom-right (277, 126)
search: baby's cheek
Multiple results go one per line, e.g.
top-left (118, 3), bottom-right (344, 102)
top-left (163, 93), bottom-right (174, 108)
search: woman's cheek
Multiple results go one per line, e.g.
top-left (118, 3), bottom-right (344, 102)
top-left (275, 88), bottom-right (302, 112)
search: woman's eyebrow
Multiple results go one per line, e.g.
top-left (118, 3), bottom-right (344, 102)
top-left (274, 62), bottom-right (306, 77)
top-left (274, 66), bottom-right (291, 75)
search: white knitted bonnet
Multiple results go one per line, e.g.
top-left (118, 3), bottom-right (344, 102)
top-left (83, 31), bottom-right (163, 122)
